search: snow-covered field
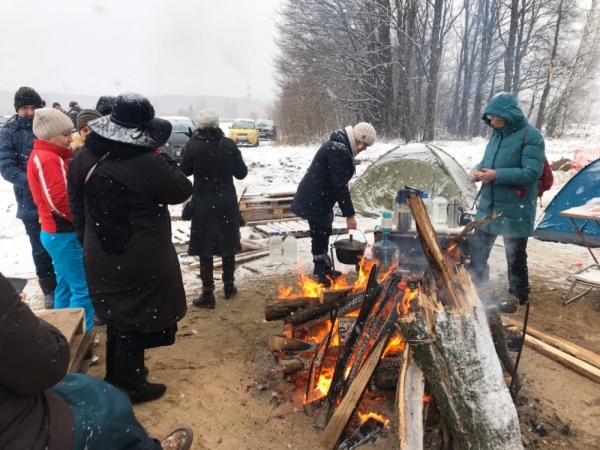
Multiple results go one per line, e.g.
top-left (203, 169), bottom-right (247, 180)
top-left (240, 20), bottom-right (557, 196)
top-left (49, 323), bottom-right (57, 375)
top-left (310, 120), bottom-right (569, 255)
top-left (2, 133), bottom-right (599, 306)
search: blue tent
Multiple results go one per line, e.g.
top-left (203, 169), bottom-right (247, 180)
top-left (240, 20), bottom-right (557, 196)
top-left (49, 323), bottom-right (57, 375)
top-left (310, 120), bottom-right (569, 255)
top-left (534, 159), bottom-right (600, 247)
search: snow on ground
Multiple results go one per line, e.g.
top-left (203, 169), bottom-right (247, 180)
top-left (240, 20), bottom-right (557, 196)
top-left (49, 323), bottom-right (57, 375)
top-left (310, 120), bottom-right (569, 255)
top-left (2, 134), bottom-right (599, 307)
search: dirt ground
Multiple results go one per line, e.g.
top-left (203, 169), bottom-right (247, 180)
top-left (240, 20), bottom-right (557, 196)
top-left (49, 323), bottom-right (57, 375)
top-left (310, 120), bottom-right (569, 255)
top-left (87, 237), bottom-right (600, 450)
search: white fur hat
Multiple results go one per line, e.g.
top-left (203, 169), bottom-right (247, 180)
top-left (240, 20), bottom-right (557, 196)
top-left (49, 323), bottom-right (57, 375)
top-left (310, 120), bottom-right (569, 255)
top-left (195, 109), bottom-right (220, 129)
top-left (353, 122), bottom-right (376, 146)
top-left (33, 108), bottom-right (74, 140)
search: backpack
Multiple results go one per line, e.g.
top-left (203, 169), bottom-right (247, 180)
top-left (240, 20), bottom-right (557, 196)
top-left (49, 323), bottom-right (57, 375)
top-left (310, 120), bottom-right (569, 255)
top-left (522, 126), bottom-right (553, 203)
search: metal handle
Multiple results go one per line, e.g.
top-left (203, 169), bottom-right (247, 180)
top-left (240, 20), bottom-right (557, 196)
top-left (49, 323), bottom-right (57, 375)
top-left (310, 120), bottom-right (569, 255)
top-left (331, 228), bottom-right (369, 247)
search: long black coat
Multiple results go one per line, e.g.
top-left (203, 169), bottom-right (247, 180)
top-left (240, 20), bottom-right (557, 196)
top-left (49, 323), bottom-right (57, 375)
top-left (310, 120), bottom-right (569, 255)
top-left (180, 128), bottom-right (247, 257)
top-left (291, 129), bottom-right (356, 227)
top-left (67, 132), bottom-right (193, 333)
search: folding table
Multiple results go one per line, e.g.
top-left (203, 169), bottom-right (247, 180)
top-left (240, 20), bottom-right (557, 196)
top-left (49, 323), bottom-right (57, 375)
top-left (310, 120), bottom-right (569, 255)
top-left (559, 206), bottom-right (600, 305)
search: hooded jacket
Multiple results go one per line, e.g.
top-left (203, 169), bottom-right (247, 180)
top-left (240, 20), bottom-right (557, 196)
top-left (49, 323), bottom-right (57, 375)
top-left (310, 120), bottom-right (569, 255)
top-left (291, 129), bottom-right (356, 227)
top-left (474, 93), bottom-right (545, 237)
top-left (0, 115), bottom-right (39, 221)
top-left (27, 140), bottom-right (75, 233)
top-left (0, 272), bottom-right (75, 450)
top-left (67, 132), bottom-right (193, 332)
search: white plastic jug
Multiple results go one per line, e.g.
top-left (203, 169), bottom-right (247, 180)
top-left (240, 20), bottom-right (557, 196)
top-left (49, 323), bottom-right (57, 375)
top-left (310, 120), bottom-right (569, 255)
top-left (269, 232), bottom-right (283, 264)
top-left (432, 194), bottom-right (449, 227)
top-left (283, 232), bottom-right (298, 264)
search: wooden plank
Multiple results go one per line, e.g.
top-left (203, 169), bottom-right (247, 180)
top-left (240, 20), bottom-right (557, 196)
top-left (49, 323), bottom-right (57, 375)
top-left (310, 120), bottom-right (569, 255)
top-left (503, 316), bottom-right (600, 371)
top-left (397, 347), bottom-right (425, 450)
top-left (35, 308), bottom-right (85, 344)
top-left (319, 338), bottom-right (388, 450)
top-left (522, 334), bottom-right (600, 384)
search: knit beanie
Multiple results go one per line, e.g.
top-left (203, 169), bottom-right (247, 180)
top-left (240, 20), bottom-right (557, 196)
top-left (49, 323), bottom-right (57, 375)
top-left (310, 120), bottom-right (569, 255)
top-left (77, 109), bottom-right (102, 130)
top-left (33, 108), bottom-right (75, 140)
top-left (353, 122), bottom-right (376, 146)
top-left (14, 87), bottom-right (43, 111)
top-left (195, 109), bottom-right (219, 129)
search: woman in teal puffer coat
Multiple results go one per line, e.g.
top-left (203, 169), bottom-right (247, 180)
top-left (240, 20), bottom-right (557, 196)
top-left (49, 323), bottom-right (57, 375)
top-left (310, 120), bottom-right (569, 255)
top-left (468, 92), bottom-right (545, 306)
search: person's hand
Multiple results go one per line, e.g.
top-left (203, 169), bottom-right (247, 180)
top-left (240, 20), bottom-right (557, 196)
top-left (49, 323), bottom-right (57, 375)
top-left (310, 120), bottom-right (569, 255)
top-left (346, 216), bottom-right (358, 230)
top-left (19, 292), bottom-right (27, 302)
top-left (478, 168), bottom-right (497, 184)
top-left (469, 170), bottom-right (481, 183)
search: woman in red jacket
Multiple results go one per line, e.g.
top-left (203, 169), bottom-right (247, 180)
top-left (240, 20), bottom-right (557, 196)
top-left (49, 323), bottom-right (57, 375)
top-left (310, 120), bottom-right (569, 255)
top-left (27, 108), bottom-right (94, 331)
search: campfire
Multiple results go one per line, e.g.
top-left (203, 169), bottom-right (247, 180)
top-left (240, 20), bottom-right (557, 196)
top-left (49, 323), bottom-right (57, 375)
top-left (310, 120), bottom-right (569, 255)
top-left (265, 198), bottom-right (523, 450)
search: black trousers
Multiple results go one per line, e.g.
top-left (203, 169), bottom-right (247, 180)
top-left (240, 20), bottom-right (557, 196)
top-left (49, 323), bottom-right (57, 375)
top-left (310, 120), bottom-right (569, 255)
top-left (22, 218), bottom-right (55, 281)
top-left (200, 255), bottom-right (235, 291)
top-left (105, 324), bottom-right (177, 384)
top-left (469, 229), bottom-right (530, 300)
top-left (308, 220), bottom-right (332, 256)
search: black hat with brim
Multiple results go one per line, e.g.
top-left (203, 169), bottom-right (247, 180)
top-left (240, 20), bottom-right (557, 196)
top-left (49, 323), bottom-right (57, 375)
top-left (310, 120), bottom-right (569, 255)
top-left (88, 93), bottom-right (172, 148)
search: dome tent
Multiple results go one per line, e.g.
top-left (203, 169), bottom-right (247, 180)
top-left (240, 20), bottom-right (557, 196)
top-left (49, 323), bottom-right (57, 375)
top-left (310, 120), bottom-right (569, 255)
top-left (534, 159), bottom-right (600, 247)
top-left (350, 143), bottom-right (478, 217)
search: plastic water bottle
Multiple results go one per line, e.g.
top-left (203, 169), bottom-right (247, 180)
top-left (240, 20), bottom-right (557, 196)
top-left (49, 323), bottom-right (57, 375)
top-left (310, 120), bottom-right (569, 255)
top-left (283, 232), bottom-right (298, 265)
top-left (421, 192), bottom-right (433, 218)
top-left (432, 194), bottom-right (449, 227)
top-left (269, 232), bottom-right (283, 264)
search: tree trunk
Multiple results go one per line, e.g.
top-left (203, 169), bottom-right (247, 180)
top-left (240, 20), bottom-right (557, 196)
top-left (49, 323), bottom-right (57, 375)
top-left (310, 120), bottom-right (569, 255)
top-left (424, 0), bottom-right (445, 141)
top-left (504, 0), bottom-right (520, 92)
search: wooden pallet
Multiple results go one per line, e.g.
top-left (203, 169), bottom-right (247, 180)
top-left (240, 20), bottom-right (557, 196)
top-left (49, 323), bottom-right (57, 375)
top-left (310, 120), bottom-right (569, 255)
top-left (35, 308), bottom-right (94, 373)
top-left (249, 218), bottom-right (348, 238)
top-left (239, 195), bottom-right (295, 222)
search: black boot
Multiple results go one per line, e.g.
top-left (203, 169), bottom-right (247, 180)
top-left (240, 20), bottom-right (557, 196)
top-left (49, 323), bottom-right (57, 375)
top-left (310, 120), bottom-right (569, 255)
top-left (114, 347), bottom-right (165, 404)
top-left (192, 291), bottom-right (216, 309)
top-left (313, 255), bottom-right (341, 287)
top-left (224, 284), bottom-right (238, 299)
top-left (38, 274), bottom-right (57, 309)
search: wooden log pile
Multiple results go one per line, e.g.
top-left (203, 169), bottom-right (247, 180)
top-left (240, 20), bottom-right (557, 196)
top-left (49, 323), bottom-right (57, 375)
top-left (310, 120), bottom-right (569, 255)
top-left (265, 195), bottom-right (525, 449)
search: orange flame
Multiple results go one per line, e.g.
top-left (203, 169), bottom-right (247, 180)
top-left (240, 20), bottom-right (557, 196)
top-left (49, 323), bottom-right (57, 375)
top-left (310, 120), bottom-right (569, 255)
top-left (277, 256), bottom-right (396, 299)
top-left (382, 334), bottom-right (405, 359)
top-left (314, 366), bottom-right (335, 398)
top-left (358, 411), bottom-right (390, 426)
top-left (308, 320), bottom-right (340, 347)
top-left (445, 240), bottom-right (464, 264)
top-left (424, 394), bottom-right (431, 403)
top-left (398, 288), bottom-right (419, 316)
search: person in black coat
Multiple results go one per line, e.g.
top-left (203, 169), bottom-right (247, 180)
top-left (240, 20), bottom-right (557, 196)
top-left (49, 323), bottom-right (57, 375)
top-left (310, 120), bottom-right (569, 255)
top-left (67, 93), bottom-right (193, 404)
top-left (180, 110), bottom-right (248, 309)
top-left (291, 123), bottom-right (376, 286)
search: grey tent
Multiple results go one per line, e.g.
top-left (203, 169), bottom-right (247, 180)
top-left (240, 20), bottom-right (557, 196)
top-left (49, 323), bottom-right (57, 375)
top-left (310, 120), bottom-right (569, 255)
top-left (350, 143), bottom-right (478, 216)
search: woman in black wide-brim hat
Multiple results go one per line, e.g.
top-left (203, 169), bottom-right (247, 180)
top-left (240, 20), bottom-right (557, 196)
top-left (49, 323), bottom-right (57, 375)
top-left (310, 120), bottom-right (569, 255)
top-left (67, 92), bottom-right (193, 404)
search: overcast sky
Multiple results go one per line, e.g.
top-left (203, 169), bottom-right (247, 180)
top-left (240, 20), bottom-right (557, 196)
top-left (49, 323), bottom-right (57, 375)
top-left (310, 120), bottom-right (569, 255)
top-left (0, 0), bottom-right (281, 101)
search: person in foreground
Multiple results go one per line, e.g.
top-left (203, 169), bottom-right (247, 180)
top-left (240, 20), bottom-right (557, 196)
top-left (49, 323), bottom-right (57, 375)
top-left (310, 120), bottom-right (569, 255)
top-left (27, 108), bottom-right (95, 331)
top-left (67, 93), bottom-right (193, 403)
top-left (291, 122), bottom-right (376, 286)
top-left (468, 92), bottom-right (545, 308)
top-left (180, 109), bottom-right (248, 308)
top-left (0, 271), bottom-right (194, 450)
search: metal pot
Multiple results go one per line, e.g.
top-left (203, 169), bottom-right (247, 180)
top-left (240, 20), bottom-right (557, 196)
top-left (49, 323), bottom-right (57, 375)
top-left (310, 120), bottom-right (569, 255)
top-left (332, 232), bottom-right (367, 265)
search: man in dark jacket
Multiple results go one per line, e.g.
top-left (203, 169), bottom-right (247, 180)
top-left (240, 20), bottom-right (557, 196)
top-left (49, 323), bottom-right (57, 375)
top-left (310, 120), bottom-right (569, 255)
top-left (291, 123), bottom-right (376, 286)
top-left (0, 87), bottom-right (57, 308)
top-left (0, 272), bottom-right (195, 450)
top-left (67, 101), bottom-right (81, 127)
top-left (469, 93), bottom-right (545, 308)
top-left (95, 95), bottom-right (116, 116)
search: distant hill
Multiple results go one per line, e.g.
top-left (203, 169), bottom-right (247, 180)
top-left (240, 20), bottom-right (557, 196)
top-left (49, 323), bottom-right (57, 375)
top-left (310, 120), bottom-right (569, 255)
top-left (0, 91), bottom-right (269, 119)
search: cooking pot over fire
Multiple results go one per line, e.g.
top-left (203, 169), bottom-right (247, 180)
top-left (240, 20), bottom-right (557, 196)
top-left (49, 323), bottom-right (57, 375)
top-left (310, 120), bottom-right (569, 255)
top-left (331, 230), bottom-right (368, 265)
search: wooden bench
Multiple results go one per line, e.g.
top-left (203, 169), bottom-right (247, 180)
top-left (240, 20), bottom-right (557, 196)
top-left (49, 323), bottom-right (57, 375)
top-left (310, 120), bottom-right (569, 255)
top-left (35, 308), bottom-right (95, 373)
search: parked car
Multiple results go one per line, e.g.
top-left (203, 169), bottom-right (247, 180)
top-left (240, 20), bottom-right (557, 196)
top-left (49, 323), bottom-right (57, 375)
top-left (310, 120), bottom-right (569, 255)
top-left (228, 119), bottom-right (259, 147)
top-left (256, 119), bottom-right (277, 140)
top-left (159, 116), bottom-right (196, 163)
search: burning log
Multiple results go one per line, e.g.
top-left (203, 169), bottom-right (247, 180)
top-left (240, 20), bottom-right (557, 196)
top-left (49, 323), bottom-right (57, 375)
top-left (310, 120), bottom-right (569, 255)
top-left (269, 336), bottom-right (313, 352)
top-left (320, 288), bottom-right (353, 304)
top-left (399, 195), bottom-right (523, 450)
top-left (337, 417), bottom-right (386, 450)
top-left (396, 346), bottom-right (425, 450)
top-left (265, 297), bottom-right (321, 321)
top-left (280, 358), bottom-right (306, 375)
top-left (290, 290), bottom-right (368, 327)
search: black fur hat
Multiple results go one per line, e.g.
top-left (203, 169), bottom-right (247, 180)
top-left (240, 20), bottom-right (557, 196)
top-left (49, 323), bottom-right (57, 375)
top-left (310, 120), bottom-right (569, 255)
top-left (14, 87), bottom-right (42, 111)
